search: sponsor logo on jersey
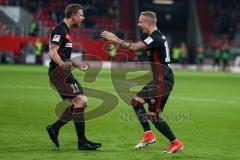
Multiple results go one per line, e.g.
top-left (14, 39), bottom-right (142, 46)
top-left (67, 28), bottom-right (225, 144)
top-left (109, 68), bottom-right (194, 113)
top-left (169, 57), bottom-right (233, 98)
top-left (52, 35), bottom-right (60, 42)
top-left (65, 43), bottom-right (72, 48)
top-left (162, 36), bottom-right (166, 39)
top-left (144, 37), bottom-right (154, 45)
top-left (65, 34), bottom-right (72, 42)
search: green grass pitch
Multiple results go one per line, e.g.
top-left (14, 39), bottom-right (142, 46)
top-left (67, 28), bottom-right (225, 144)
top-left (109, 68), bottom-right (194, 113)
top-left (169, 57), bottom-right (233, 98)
top-left (0, 65), bottom-right (239, 160)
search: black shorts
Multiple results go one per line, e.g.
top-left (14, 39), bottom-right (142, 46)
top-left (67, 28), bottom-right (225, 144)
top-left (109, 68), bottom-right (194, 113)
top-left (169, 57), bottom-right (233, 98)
top-left (48, 67), bottom-right (84, 100)
top-left (136, 68), bottom-right (174, 113)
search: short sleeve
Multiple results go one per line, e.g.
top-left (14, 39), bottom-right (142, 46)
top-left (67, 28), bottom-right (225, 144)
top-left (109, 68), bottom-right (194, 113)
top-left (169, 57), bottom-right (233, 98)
top-left (142, 34), bottom-right (164, 49)
top-left (50, 27), bottom-right (65, 46)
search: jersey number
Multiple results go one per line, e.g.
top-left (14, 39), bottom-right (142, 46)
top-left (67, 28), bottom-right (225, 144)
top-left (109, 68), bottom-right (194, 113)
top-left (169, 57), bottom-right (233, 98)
top-left (164, 41), bottom-right (170, 62)
top-left (70, 83), bottom-right (80, 93)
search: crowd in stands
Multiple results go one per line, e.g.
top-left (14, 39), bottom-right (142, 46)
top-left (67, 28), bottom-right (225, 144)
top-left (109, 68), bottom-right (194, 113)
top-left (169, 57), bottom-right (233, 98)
top-left (210, 0), bottom-right (240, 47)
top-left (0, 0), bottom-right (239, 70)
top-left (0, 22), bottom-right (12, 36)
top-left (0, 0), bottom-right (119, 39)
top-left (165, 0), bottom-right (240, 71)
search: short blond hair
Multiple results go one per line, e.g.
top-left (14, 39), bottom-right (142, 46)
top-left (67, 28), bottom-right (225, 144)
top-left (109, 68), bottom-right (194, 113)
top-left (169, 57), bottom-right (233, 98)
top-left (140, 11), bottom-right (157, 24)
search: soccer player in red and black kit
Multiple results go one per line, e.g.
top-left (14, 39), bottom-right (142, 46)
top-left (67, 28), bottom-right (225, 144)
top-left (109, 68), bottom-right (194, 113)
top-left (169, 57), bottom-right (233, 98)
top-left (47, 4), bottom-right (101, 150)
top-left (101, 11), bottom-right (183, 153)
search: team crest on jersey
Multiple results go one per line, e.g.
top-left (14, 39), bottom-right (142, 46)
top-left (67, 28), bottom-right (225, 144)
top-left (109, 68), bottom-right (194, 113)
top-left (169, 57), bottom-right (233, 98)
top-left (65, 34), bottom-right (72, 42)
top-left (52, 35), bottom-right (60, 42)
top-left (144, 37), bottom-right (154, 44)
top-left (150, 99), bottom-right (155, 104)
top-left (146, 51), bottom-right (151, 56)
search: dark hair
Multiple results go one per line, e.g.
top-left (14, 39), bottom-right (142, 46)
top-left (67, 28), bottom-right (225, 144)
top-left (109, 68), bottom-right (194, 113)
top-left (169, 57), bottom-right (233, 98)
top-left (65, 4), bottom-right (83, 18)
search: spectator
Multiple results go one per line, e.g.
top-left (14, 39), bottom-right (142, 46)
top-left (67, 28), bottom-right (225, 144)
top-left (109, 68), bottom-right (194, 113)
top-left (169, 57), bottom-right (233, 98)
top-left (179, 42), bottom-right (188, 69)
top-left (172, 44), bottom-right (181, 63)
top-left (107, 43), bottom-right (117, 61)
top-left (212, 47), bottom-right (221, 71)
top-left (196, 46), bottom-right (205, 71)
top-left (18, 42), bottom-right (27, 64)
top-left (29, 20), bottom-right (39, 36)
top-left (1, 50), bottom-right (14, 64)
top-left (34, 39), bottom-right (43, 64)
top-left (221, 45), bottom-right (230, 71)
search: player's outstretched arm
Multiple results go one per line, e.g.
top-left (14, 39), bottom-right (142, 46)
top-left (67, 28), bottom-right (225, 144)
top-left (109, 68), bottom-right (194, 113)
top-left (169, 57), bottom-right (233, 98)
top-left (101, 31), bottom-right (146, 51)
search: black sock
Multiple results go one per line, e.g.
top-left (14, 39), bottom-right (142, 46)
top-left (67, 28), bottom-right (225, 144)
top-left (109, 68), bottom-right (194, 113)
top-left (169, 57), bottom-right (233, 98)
top-left (73, 108), bottom-right (87, 143)
top-left (133, 105), bottom-right (151, 132)
top-left (53, 105), bottom-right (73, 130)
top-left (150, 115), bottom-right (176, 142)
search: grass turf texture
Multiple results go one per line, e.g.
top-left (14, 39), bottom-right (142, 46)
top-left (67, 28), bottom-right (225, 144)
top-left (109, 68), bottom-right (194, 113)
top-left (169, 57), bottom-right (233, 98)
top-left (0, 65), bottom-right (239, 160)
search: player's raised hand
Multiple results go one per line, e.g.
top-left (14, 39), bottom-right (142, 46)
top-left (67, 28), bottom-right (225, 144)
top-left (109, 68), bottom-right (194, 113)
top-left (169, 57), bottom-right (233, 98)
top-left (60, 61), bottom-right (72, 70)
top-left (101, 31), bottom-right (119, 42)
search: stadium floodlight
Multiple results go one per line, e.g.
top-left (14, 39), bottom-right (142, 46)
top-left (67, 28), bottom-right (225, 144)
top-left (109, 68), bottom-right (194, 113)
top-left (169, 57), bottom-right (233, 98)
top-left (153, 0), bottom-right (174, 5)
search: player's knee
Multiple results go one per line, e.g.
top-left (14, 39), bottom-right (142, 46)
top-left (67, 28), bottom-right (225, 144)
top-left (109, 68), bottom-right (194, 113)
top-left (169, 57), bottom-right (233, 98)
top-left (131, 97), bottom-right (144, 107)
top-left (148, 112), bottom-right (163, 122)
top-left (72, 95), bottom-right (88, 109)
top-left (80, 95), bottom-right (88, 106)
top-left (147, 112), bottom-right (157, 121)
top-left (130, 98), bottom-right (138, 107)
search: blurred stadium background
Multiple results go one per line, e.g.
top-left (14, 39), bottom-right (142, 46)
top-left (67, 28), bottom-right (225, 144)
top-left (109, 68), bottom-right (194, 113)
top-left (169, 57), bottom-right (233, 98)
top-left (0, 0), bottom-right (240, 160)
top-left (0, 0), bottom-right (240, 71)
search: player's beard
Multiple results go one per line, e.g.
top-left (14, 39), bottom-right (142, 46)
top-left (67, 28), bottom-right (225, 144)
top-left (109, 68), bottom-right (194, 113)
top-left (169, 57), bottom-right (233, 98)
top-left (70, 22), bottom-right (82, 28)
top-left (139, 27), bottom-right (146, 34)
top-left (141, 28), bottom-right (147, 34)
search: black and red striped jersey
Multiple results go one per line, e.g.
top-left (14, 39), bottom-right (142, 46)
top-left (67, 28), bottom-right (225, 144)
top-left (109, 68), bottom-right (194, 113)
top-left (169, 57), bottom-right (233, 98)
top-left (49, 21), bottom-right (73, 69)
top-left (142, 30), bottom-right (171, 80)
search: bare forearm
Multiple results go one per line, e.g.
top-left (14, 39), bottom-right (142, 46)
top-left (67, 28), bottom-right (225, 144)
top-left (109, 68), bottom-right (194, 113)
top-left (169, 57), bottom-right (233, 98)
top-left (117, 39), bottom-right (132, 50)
top-left (117, 39), bottom-right (145, 51)
top-left (49, 45), bottom-right (63, 65)
top-left (49, 51), bottom-right (63, 65)
top-left (101, 31), bottom-right (146, 51)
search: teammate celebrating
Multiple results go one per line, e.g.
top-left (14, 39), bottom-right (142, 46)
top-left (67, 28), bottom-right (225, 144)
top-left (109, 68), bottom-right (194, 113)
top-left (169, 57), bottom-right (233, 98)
top-left (101, 11), bottom-right (183, 153)
top-left (47, 4), bottom-right (101, 150)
